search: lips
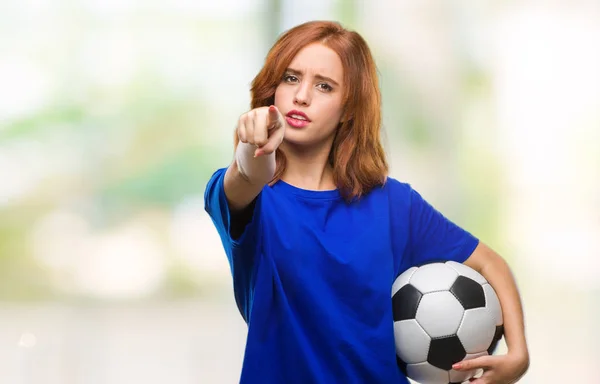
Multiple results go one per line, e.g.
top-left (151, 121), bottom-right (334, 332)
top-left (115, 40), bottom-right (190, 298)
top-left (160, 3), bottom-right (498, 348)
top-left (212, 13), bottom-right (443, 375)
top-left (285, 110), bottom-right (311, 129)
top-left (286, 110), bottom-right (310, 121)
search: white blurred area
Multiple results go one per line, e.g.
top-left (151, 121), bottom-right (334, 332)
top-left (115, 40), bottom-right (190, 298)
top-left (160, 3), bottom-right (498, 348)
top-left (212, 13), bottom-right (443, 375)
top-left (29, 200), bottom-right (230, 299)
top-left (495, 5), bottom-right (600, 381)
top-left (0, 0), bottom-right (598, 383)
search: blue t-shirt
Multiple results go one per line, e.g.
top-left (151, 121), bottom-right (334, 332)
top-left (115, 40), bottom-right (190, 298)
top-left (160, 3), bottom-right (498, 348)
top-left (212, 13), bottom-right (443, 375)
top-left (204, 168), bottom-right (479, 384)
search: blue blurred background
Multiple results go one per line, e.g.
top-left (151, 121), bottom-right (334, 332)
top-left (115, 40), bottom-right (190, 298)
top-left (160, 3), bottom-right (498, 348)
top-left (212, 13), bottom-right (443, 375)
top-left (0, 0), bottom-right (598, 382)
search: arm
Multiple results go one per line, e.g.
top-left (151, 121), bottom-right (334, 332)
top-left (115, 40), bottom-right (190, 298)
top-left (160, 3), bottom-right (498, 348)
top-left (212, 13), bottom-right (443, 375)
top-left (400, 186), bottom-right (528, 382)
top-left (204, 105), bottom-right (284, 321)
top-left (454, 242), bottom-right (530, 382)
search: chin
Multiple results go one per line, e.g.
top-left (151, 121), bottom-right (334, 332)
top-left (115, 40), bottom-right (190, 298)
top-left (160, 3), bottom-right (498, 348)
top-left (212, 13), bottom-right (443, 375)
top-left (282, 137), bottom-right (310, 148)
top-left (282, 128), bottom-right (309, 143)
top-left (283, 132), bottom-right (335, 150)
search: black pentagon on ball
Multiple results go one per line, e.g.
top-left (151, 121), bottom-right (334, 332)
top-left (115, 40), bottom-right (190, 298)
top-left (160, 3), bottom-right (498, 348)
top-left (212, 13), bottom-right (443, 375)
top-left (392, 284), bottom-right (422, 321)
top-left (487, 325), bottom-right (504, 355)
top-left (450, 275), bottom-right (486, 309)
top-left (427, 335), bottom-right (466, 371)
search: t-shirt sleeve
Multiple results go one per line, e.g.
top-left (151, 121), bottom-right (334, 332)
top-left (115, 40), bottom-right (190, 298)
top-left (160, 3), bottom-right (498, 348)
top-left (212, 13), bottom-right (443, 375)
top-left (204, 168), bottom-right (261, 248)
top-left (203, 167), bottom-right (262, 321)
top-left (406, 188), bottom-right (479, 266)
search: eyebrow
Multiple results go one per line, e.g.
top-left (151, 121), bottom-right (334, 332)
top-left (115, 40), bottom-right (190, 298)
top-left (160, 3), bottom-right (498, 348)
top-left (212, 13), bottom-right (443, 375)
top-left (285, 68), bottom-right (340, 87)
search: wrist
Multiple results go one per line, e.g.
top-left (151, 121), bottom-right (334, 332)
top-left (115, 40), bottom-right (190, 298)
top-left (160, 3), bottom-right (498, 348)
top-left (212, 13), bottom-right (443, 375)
top-left (235, 142), bottom-right (276, 184)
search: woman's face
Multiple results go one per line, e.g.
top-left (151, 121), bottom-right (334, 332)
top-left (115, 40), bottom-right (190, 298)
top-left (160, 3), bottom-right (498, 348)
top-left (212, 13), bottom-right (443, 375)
top-left (274, 43), bottom-right (345, 148)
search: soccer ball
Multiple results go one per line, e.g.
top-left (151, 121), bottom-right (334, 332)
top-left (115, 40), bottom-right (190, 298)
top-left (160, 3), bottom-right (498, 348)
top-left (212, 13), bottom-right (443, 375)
top-left (392, 261), bottom-right (504, 384)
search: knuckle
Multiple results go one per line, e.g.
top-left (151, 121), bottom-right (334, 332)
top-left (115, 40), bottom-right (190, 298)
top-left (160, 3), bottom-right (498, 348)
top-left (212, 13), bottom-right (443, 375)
top-left (260, 110), bottom-right (270, 123)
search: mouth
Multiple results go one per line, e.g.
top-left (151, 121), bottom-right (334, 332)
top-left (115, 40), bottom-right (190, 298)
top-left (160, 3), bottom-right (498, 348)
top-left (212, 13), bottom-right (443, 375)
top-left (285, 110), bottom-right (311, 129)
top-left (286, 110), bottom-right (311, 121)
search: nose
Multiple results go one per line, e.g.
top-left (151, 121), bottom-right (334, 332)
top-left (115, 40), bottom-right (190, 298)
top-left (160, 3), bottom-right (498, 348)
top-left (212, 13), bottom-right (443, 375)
top-left (293, 83), bottom-right (311, 107)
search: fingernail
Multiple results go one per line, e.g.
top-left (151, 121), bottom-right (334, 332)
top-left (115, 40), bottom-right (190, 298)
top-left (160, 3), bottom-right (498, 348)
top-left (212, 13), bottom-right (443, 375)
top-left (453, 363), bottom-right (461, 369)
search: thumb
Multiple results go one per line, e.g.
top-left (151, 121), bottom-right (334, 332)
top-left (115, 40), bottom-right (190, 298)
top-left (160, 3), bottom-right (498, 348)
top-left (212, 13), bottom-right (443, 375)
top-left (453, 355), bottom-right (493, 371)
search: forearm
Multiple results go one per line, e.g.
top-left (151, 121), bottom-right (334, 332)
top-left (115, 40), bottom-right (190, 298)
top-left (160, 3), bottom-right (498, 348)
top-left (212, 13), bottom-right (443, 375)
top-left (465, 243), bottom-right (529, 359)
top-left (481, 254), bottom-right (528, 357)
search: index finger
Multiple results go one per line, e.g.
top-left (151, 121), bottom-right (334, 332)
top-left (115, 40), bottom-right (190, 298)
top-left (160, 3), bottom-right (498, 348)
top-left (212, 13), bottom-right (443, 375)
top-left (267, 105), bottom-right (281, 129)
top-left (453, 355), bottom-right (494, 371)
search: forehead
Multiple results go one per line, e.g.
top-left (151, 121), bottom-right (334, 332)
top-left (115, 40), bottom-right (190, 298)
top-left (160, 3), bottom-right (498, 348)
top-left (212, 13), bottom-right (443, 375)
top-left (288, 43), bottom-right (343, 81)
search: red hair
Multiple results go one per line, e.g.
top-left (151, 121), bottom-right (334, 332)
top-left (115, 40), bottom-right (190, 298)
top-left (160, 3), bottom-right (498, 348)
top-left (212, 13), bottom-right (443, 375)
top-left (237, 20), bottom-right (388, 201)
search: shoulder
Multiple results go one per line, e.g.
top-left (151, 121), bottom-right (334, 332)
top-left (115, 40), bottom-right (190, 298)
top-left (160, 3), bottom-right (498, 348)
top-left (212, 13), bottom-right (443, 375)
top-left (204, 167), bottom-right (227, 191)
top-left (355, 176), bottom-right (415, 213)
top-left (373, 176), bottom-right (415, 201)
top-left (383, 176), bottom-right (412, 193)
top-left (204, 167), bottom-right (226, 204)
top-left (364, 176), bottom-right (428, 215)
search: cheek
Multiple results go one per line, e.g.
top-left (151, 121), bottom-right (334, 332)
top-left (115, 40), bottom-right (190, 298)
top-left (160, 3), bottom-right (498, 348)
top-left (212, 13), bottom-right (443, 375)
top-left (274, 86), bottom-right (286, 106)
top-left (323, 100), bottom-right (345, 125)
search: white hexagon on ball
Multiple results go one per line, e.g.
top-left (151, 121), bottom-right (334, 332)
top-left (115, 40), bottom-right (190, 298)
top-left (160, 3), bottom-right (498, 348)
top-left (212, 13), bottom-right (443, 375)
top-left (409, 263), bottom-right (458, 292)
top-left (457, 307), bottom-right (496, 353)
top-left (392, 266), bottom-right (417, 296)
top-left (393, 319), bottom-right (430, 364)
top-left (483, 283), bottom-right (503, 326)
top-left (449, 367), bottom-right (475, 384)
top-left (406, 361), bottom-right (449, 384)
top-left (445, 260), bottom-right (488, 285)
top-left (416, 291), bottom-right (464, 337)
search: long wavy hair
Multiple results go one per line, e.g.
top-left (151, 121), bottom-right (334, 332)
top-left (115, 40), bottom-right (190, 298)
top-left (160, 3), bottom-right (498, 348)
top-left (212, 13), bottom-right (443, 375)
top-left (236, 20), bottom-right (388, 201)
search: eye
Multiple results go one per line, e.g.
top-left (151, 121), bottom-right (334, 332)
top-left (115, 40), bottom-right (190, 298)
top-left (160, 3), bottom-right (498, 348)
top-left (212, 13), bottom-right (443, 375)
top-left (283, 74), bottom-right (299, 83)
top-left (317, 83), bottom-right (333, 92)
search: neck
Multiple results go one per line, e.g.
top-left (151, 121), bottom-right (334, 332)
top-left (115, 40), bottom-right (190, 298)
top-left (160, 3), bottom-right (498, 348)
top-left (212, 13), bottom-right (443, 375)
top-left (280, 140), bottom-right (336, 191)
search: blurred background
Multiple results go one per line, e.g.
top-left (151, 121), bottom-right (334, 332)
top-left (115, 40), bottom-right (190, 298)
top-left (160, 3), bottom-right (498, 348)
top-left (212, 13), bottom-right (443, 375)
top-left (0, 0), bottom-right (598, 382)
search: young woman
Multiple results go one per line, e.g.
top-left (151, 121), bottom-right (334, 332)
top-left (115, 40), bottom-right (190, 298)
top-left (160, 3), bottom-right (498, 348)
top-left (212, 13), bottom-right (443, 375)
top-left (204, 20), bottom-right (529, 384)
